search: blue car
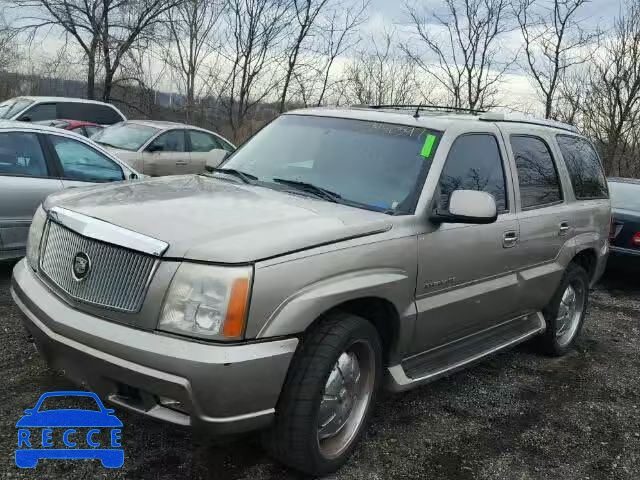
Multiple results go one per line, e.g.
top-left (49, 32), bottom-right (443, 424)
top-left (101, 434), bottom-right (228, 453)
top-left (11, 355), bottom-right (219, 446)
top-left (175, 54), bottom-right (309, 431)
top-left (15, 391), bottom-right (123, 468)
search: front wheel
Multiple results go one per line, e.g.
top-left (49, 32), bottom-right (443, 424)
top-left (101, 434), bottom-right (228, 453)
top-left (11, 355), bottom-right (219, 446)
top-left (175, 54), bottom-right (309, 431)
top-left (264, 313), bottom-right (382, 476)
top-left (537, 262), bottom-right (589, 356)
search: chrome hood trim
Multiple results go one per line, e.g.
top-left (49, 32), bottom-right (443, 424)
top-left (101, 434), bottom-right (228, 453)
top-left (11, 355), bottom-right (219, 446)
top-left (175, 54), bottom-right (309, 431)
top-left (48, 206), bottom-right (169, 257)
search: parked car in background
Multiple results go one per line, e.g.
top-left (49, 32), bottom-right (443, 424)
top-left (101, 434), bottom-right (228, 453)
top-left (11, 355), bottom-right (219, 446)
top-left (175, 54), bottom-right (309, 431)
top-left (12, 107), bottom-right (610, 475)
top-left (91, 120), bottom-right (235, 176)
top-left (34, 119), bottom-right (104, 137)
top-left (607, 177), bottom-right (640, 270)
top-left (0, 121), bottom-right (141, 261)
top-left (0, 96), bottom-right (125, 125)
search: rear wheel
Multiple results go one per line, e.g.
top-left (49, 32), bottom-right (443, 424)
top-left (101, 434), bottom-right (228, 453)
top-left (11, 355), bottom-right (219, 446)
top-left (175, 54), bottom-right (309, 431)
top-left (264, 313), bottom-right (382, 476)
top-left (537, 262), bottom-right (589, 356)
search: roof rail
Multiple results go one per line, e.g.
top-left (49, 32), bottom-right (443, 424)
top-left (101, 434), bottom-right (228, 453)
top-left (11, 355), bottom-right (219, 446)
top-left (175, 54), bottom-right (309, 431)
top-left (354, 104), bottom-right (487, 116)
top-left (479, 112), bottom-right (579, 133)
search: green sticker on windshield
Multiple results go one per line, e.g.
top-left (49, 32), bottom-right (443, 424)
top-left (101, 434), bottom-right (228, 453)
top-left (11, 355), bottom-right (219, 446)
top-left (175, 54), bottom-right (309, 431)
top-left (420, 134), bottom-right (437, 158)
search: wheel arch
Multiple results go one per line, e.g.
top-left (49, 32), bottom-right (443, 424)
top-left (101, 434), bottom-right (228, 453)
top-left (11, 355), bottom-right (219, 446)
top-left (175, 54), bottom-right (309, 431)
top-left (572, 247), bottom-right (598, 283)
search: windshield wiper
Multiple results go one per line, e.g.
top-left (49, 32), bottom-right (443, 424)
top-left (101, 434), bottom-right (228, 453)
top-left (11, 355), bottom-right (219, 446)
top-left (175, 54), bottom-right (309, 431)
top-left (206, 168), bottom-right (258, 184)
top-left (272, 178), bottom-right (342, 203)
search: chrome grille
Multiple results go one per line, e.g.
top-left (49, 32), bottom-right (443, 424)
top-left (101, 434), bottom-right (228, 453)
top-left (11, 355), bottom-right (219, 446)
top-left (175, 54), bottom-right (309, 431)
top-left (40, 221), bottom-right (157, 312)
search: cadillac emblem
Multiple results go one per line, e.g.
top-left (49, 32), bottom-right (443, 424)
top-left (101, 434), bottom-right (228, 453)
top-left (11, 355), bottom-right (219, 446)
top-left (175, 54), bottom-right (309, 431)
top-left (72, 252), bottom-right (91, 281)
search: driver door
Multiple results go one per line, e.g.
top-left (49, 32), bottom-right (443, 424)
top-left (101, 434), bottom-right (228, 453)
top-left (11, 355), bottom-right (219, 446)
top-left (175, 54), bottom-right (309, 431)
top-left (142, 129), bottom-right (189, 176)
top-left (413, 131), bottom-right (522, 353)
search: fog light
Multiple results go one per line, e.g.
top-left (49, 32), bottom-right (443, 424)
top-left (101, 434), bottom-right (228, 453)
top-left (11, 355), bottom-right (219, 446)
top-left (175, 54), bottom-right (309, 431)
top-left (158, 396), bottom-right (187, 413)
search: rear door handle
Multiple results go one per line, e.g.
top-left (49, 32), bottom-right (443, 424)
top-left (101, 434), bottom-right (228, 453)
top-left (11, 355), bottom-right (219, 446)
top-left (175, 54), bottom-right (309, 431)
top-left (503, 231), bottom-right (518, 248)
top-left (559, 222), bottom-right (570, 236)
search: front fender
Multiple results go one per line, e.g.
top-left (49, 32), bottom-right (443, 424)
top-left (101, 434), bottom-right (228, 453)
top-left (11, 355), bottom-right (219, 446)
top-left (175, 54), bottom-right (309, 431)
top-left (246, 235), bottom-right (419, 358)
top-left (258, 268), bottom-right (411, 338)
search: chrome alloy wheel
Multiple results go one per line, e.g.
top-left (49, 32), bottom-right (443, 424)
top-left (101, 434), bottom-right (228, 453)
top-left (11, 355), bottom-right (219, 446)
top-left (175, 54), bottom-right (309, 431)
top-left (556, 280), bottom-right (585, 347)
top-left (317, 340), bottom-right (376, 459)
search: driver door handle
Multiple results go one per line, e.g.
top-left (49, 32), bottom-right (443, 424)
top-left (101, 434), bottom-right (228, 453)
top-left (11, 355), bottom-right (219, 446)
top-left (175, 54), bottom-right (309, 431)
top-left (503, 230), bottom-right (519, 248)
top-left (175, 160), bottom-right (188, 166)
top-left (559, 222), bottom-right (570, 236)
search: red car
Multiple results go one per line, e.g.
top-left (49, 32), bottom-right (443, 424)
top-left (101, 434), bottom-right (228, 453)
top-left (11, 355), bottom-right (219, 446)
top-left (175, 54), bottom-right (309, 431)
top-left (34, 119), bottom-right (104, 137)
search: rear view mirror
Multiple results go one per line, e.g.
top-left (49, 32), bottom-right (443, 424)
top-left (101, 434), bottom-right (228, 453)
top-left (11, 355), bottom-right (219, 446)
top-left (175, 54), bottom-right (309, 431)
top-left (431, 190), bottom-right (498, 225)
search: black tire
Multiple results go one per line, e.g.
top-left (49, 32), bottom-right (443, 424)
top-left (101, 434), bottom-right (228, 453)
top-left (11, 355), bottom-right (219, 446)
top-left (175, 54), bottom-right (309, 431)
top-left (263, 312), bottom-right (383, 476)
top-left (537, 262), bottom-right (589, 356)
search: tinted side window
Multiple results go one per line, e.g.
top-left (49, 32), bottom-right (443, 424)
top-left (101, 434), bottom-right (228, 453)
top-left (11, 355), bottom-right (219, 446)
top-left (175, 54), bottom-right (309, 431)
top-left (92, 105), bottom-right (124, 124)
top-left (49, 135), bottom-right (124, 182)
top-left (189, 130), bottom-right (219, 152)
top-left (0, 132), bottom-right (49, 177)
top-left (20, 103), bottom-right (57, 121)
top-left (557, 135), bottom-right (608, 199)
top-left (438, 134), bottom-right (507, 212)
top-left (148, 130), bottom-right (185, 152)
top-left (58, 103), bottom-right (123, 125)
top-left (511, 136), bottom-right (562, 209)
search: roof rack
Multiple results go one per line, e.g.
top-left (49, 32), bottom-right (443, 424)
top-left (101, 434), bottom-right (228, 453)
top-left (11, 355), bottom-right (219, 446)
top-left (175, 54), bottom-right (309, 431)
top-left (479, 112), bottom-right (579, 133)
top-left (354, 104), bottom-right (487, 117)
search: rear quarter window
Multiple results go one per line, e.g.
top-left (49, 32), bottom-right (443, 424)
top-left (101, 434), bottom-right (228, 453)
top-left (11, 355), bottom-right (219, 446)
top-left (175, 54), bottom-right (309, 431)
top-left (58, 103), bottom-right (124, 125)
top-left (556, 135), bottom-right (609, 200)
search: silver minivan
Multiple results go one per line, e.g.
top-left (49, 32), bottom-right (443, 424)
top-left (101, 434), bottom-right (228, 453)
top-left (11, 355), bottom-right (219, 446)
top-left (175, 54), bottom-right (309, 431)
top-left (12, 107), bottom-right (611, 475)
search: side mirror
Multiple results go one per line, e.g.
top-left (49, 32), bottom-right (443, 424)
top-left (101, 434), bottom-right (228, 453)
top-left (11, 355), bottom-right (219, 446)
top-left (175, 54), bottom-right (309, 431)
top-left (129, 172), bottom-right (138, 180)
top-left (205, 149), bottom-right (229, 172)
top-left (23, 408), bottom-right (35, 414)
top-left (431, 190), bottom-right (498, 225)
top-left (19, 116), bottom-right (31, 122)
top-left (146, 144), bottom-right (162, 153)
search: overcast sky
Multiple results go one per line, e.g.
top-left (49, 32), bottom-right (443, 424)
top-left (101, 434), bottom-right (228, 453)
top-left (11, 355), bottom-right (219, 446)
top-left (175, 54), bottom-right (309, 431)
top-left (354, 0), bottom-right (625, 111)
top-left (19, 0), bottom-right (628, 111)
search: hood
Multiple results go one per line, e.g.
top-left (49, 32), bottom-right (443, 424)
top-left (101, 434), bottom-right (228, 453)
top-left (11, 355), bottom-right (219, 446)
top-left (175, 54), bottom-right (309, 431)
top-left (44, 175), bottom-right (392, 263)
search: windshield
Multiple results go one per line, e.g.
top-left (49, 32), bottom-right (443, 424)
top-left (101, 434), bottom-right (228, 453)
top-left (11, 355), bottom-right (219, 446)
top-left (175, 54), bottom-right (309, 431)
top-left (92, 123), bottom-right (159, 151)
top-left (0, 98), bottom-right (33, 119)
top-left (222, 115), bottom-right (441, 214)
top-left (609, 181), bottom-right (640, 211)
top-left (37, 395), bottom-right (101, 412)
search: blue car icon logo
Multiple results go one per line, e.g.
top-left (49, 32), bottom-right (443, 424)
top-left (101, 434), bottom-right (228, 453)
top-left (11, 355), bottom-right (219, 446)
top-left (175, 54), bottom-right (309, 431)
top-left (15, 391), bottom-right (123, 468)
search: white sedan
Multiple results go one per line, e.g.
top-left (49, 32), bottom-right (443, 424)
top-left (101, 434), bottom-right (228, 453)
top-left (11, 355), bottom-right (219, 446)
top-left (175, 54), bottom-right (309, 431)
top-left (92, 120), bottom-right (235, 176)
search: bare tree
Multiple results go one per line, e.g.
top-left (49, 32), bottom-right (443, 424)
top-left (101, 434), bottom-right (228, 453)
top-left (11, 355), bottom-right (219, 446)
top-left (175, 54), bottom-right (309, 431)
top-left (278, 0), bottom-right (331, 113)
top-left (282, 0), bottom-right (367, 107)
top-left (579, 1), bottom-right (640, 175)
top-left (343, 31), bottom-right (431, 106)
top-left (403, 0), bottom-right (514, 110)
top-left (166, 0), bottom-right (223, 118)
top-left (515, 0), bottom-right (598, 119)
top-left (0, 13), bottom-right (20, 75)
top-left (12, 0), bottom-right (177, 100)
top-left (223, 0), bottom-right (291, 139)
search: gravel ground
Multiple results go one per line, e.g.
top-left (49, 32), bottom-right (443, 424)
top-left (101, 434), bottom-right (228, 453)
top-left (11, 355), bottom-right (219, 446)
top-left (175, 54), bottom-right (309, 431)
top-left (1, 261), bottom-right (639, 480)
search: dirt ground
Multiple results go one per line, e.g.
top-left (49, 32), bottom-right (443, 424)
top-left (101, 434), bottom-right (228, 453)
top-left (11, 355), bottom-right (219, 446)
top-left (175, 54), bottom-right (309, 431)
top-left (1, 260), bottom-right (639, 480)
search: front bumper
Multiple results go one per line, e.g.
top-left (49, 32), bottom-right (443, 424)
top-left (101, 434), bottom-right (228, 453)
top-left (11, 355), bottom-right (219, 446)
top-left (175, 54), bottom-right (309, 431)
top-left (11, 259), bottom-right (298, 435)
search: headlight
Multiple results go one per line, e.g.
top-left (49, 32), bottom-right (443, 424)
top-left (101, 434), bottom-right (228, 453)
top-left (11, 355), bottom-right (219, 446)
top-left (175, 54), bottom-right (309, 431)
top-left (158, 263), bottom-right (252, 340)
top-left (26, 206), bottom-right (47, 270)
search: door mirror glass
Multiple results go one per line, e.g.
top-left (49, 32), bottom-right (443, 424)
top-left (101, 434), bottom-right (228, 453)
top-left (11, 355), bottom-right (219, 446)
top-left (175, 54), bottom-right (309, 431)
top-left (431, 190), bottom-right (497, 224)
